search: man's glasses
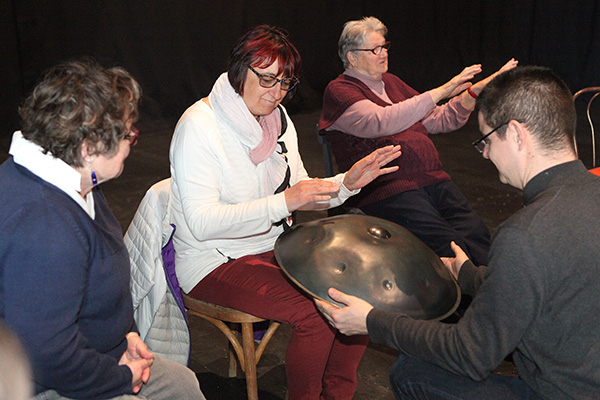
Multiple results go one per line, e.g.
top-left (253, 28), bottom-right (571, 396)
top-left (472, 122), bottom-right (507, 154)
top-left (248, 66), bottom-right (299, 92)
top-left (123, 125), bottom-right (139, 146)
top-left (352, 41), bottom-right (391, 55)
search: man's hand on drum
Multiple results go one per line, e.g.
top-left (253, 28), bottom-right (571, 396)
top-left (315, 288), bottom-right (374, 336)
top-left (440, 241), bottom-right (470, 280)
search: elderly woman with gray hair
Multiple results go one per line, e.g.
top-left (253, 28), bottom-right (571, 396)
top-left (320, 16), bottom-right (517, 266)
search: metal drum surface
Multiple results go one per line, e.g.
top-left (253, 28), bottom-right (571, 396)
top-left (275, 214), bottom-right (461, 320)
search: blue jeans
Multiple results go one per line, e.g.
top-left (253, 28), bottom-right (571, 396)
top-left (390, 355), bottom-right (542, 400)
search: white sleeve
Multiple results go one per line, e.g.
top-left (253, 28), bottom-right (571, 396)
top-left (169, 107), bottom-right (291, 242)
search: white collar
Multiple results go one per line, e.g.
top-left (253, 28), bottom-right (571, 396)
top-left (9, 131), bottom-right (95, 218)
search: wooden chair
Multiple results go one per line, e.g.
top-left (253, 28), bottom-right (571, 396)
top-left (316, 123), bottom-right (366, 217)
top-left (572, 86), bottom-right (600, 172)
top-left (316, 122), bottom-right (335, 177)
top-left (182, 293), bottom-right (281, 400)
top-left (128, 178), bottom-right (282, 399)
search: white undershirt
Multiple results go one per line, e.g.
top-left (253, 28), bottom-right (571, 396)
top-left (9, 131), bottom-right (95, 219)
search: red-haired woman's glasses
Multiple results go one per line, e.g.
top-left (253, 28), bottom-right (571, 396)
top-left (248, 66), bottom-right (299, 91)
top-left (124, 126), bottom-right (139, 146)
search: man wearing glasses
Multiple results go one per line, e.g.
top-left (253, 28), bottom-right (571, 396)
top-left (317, 66), bottom-right (600, 400)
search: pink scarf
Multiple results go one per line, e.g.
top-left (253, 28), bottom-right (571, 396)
top-left (250, 109), bottom-right (281, 165)
top-left (209, 73), bottom-right (289, 197)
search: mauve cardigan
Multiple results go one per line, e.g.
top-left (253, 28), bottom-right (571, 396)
top-left (320, 72), bottom-right (468, 207)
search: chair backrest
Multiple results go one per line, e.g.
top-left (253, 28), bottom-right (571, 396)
top-left (317, 123), bottom-right (335, 177)
top-left (125, 178), bottom-right (191, 365)
top-left (573, 87), bottom-right (600, 168)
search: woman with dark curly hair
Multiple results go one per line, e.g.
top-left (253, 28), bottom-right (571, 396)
top-left (0, 59), bottom-right (205, 400)
top-left (169, 25), bottom-right (400, 399)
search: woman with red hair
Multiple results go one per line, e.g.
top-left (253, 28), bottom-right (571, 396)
top-left (169, 25), bottom-right (400, 399)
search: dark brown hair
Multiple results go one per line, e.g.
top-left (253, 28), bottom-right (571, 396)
top-left (19, 59), bottom-right (141, 167)
top-left (477, 66), bottom-right (576, 153)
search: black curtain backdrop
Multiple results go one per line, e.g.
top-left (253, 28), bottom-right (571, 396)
top-left (2, 0), bottom-right (599, 142)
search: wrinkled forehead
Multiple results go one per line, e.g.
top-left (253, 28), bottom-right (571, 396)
top-left (361, 30), bottom-right (386, 47)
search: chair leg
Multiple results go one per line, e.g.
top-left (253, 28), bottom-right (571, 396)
top-left (255, 321), bottom-right (280, 363)
top-left (228, 340), bottom-right (238, 378)
top-left (241, 322), bottom-right (259, 400)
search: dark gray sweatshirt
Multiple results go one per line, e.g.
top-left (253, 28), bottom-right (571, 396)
top-left (368, 161), bottom-right (600, 400)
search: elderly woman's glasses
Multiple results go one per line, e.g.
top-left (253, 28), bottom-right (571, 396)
top-left (353, 41), bottom-right (391, 55)
top-left (123, 125), bottom-right (139, 146)
top-left (472, 122), bottom-right (507, 154)
top-left (248, 66), bottom-right (299, 91)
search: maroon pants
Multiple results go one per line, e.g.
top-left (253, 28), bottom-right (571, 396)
top-left (189, 250), bottom-right (369, 400)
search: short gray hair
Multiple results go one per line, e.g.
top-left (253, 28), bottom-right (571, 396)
top-left (338, 16), bottom-right (388, 69)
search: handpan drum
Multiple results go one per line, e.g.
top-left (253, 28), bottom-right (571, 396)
top-left (274, 214), bottom-right (461, 320)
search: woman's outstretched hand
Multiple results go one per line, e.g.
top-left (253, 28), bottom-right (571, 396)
top-left (284, 145), bottom-right (400, 212)
top-left (284, 178), bottom-right (342, 212)
top-left (469, 58), bottom-right (519, 95)
top-left (428, 58), bottom-right (518, 107)
top-left (429, 64), bottom-right (483, 103)
top-left (343, 145), bottom-right (401, 191)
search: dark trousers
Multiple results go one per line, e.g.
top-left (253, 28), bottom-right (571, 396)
top-left (390, 355), bottom-right (542, 400)
top-left (361, 180), bottom-right (490, 266)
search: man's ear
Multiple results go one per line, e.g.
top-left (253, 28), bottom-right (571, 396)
top-left (508, 120), bottom-right (527, 151)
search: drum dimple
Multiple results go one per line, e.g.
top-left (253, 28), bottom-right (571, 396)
top-left (304, 236), bottom-right (317, 244)
top-left (382, 279), bottom-right (393, 291)
top-left (334, 263), bottom-right (346, 274)
top-left (368, 226), bottom-right (391, 239)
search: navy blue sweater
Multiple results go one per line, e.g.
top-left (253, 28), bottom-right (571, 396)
top-left (0, 157), bottom-right (136, 399)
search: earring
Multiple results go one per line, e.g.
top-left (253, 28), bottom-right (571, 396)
top-left (91, 171), bottom-right (98, 185)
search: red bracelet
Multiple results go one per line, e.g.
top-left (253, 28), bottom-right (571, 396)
top-left (467, 87), bottom-right (478, 99)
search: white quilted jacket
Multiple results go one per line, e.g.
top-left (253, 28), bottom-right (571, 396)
top-left (124, 178), bottom-right (190, 365)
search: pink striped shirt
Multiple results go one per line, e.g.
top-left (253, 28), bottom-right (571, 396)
top-left (328, 69), bottom-right (471, 137)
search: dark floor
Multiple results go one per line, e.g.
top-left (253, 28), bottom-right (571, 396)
top-left (3, 103), bottom-right (597, 399)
